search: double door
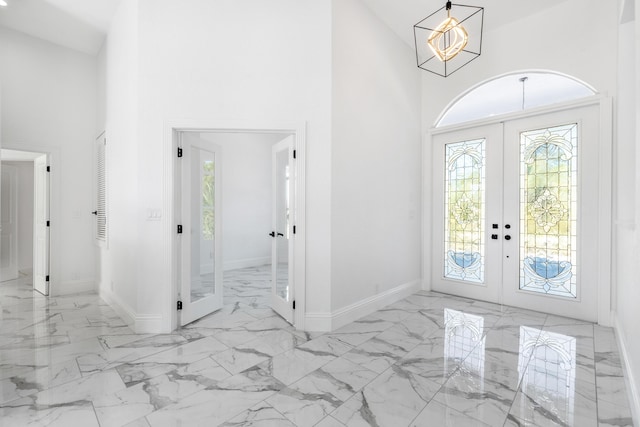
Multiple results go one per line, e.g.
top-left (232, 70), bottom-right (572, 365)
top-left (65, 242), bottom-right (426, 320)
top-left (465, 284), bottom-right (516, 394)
top-left (431, 104), bottom-right (601, 321)
top-left (178, 135), bottom-right (295, 326)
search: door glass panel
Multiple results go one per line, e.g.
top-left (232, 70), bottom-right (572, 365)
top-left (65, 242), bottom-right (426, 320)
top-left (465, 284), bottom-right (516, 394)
top-left (275, 149), bottom-right (290, 300)
top-left (191, 149), bottom-right (216, 303)
top-left (444, 139), bottom-right (485, 283)
top-left (520, 124), bottom-right (577, 297)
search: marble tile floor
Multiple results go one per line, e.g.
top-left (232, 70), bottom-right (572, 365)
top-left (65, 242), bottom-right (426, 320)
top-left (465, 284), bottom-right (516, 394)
top-left (0, 267), bottom-right (635, 427)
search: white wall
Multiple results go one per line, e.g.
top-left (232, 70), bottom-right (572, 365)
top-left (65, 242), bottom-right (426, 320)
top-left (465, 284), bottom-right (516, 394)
top-left (198, 132), bottom-right (289, 271)
top-left (101, 0), bottom-right (332, 332)
top-left (97, 0), bottom-right (140, 324)
top-left (3, 161), bottom-right (34, 273)
top-left (330, 0), bottom-right (422, 320)
top-left (616, 0), bottom-right (640, 420)
top-left (0, 27), bottom-right (97, 294)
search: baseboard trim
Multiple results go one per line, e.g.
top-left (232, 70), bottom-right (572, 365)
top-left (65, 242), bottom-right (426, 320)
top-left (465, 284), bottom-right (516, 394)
top-left (134, 314), bottom-right (164, 334)
top-left (99, 287), bottom-right (136, 329)
top-left (613, 312), bottom-right (640, 426)
top-left (305, 280), bottom-right (422, 332)
top-left (224, 257), bottom-right (270, 271)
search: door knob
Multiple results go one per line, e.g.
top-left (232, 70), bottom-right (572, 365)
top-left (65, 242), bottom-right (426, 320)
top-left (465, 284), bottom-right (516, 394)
top-left (505, 224), bottom-right (511, 229)
top-left (269, 231), bottom-right (276, 237)
top-left (505, 235), bottom-right (511, 240)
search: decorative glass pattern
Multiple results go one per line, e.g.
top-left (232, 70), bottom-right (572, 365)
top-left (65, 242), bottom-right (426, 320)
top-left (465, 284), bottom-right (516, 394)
top-left (520, 124), bottom-right (578, 297)
top-left (444, 139), bottom-right (485, 283)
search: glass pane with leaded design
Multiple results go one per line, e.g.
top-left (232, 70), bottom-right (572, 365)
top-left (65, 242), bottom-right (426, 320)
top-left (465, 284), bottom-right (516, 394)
top-left (444, 139), bottom-right (485, 283)
top-left (520, 124), bottom-right (578, 298)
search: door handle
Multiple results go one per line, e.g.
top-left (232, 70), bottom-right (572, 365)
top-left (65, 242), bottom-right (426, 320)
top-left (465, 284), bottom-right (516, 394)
top-left (91, 211), bottom-right (98, 215)
top-left (277, 232), bottom-right (284, 237)
top-left (269, 232), bottom-right (276, 237)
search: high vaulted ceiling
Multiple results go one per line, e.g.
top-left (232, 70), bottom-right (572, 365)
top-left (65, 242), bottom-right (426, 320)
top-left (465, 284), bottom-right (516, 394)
top-left (0, 0), bottom-right (120, 55)
top-left (0, 0), bottom-right (571, 56)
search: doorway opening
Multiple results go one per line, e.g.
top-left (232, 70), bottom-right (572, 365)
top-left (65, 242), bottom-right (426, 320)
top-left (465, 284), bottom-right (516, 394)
top-left (1, 149), bottom-right (51, 296)
top-left (168, 122), bottom-right (307, 332)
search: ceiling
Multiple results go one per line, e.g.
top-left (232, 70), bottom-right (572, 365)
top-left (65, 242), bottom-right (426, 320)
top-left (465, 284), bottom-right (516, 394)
top-left (0, 0), bottom-right (121, 55)
top-left (360, 0), bottom-right (570, 47)
top-left (0, 0), bottom-right (569, 56)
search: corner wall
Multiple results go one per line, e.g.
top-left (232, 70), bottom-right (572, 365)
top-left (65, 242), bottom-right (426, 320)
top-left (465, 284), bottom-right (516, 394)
top-left (615, 0), bottom-right (640, 421)
top-left (98, 0), bottom-right (141, 325)
top-left (328, 0), bottom-right (422, 329)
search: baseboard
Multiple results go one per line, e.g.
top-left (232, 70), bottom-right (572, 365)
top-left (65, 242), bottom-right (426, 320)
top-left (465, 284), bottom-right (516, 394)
top-left (99, 287), bottom-right (164, 334)
top-left (224, 257), bottom-right (270, 271)
top-left (304, 312), bottom-right (333, 332)
top-left (134, 314), bottom-right (164, 334)
top-left (613, 312), bottom-right (640, 426)
top-left (53, 279), bottom-right (95, 296)
top-left (305, 280), bottom-right (422, 332)
top-left (99, 287), bottom-right (136, 329)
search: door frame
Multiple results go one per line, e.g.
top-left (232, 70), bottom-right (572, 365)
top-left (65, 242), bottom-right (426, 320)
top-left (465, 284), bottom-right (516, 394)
top-left (1, 143), bottom-right (57, 295)
top-left (423, 95), bottom-right (613, 326)
top-left (1, 163), bottom-right (18, 281)
top-left (165, 120), bottom-right (307, 331)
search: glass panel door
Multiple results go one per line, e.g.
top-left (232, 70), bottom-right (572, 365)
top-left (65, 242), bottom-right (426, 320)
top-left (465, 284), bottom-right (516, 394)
top-left (180, 139), bottom-right (223, 325)
top-left (503, 105), bottom-right (599, 321)
top-left (270, 137), bottom-right (294, 324)
top-left (432, 104), bottom-right (600, 322)
top-left (432, 123), bottom-right (503, 304)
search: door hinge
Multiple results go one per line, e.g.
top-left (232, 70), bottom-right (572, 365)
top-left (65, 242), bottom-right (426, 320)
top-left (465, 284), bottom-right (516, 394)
top-left (46, 275), bottom-right (50, 282)
top-left (177, 300), bottom-right (183, 310)
top-left (46, 221), bottom-right (50, 227)
top-left (177, 147), bottom-right (183, 158)
top-left (177, 225), bottom-right (183, 234)
top-left (293, 225), bottom-right (296, 234)
top-left (293, 300), bottom-right (296, 310)
top-left (293, 149), bottom-right (297, 159)
top-left (46, 166), bottom-right (50, 172)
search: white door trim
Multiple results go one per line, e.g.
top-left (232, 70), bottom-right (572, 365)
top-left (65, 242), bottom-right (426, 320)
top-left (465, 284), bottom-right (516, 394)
top-left (423, 95), bottom-right (612, 326)
top-left (164, 120), bottom-right (307, 332)
top-left (1, 143), bottom-right (58, 295)
top-left (1, 164), bottom-right (18, 281)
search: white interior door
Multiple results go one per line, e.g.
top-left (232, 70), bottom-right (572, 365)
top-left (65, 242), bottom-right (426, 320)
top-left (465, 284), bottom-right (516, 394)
top-left (1, 164), bottom-right (19, 282)
top-left (431, 104), bottom-right (601, 322)
top-left (33, 154), bottom-right (49, 295)
top-left (180, 138), bottom-right (223, 325)
top-left (270, 137), bottom-right (295, 324)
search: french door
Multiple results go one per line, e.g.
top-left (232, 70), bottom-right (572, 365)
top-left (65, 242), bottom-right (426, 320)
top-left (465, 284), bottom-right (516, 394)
top-left (179, 138), bottom-right (223, 325)
top-left (270, 137), bottom-right (295, 324)
top-left (431, 104), bottom-right (601, 321)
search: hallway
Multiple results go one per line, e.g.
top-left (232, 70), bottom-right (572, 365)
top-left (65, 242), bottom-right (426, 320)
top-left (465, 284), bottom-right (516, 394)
top-left (0, 272), bottom-right (634, 426)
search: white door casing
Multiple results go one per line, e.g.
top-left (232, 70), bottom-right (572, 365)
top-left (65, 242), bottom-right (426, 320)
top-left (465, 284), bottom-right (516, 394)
top-left (431, 102), bottom-right (603, 322)
top-left (270, 136), bottom-right (295, 324)
top-left (1, 164), bottom-right (18, 282)
top-left (33, 154), bottom-right (50, 296)
top-left (179, 138), bottom-right (223, 325)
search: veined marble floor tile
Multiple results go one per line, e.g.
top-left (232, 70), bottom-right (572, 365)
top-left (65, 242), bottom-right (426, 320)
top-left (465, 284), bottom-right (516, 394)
top-left (1, 271), bottom-right (635, 427)
top-left (332, 364), bottom-right (441, 427)
top-left (145, 366), bottom-right (284, 426)
top-left (266, 358), bottom-right (377, 427)
top-left (220, 401), bottom-right (297, 427)
top-left (411, 399), bottom-right (493, 427)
